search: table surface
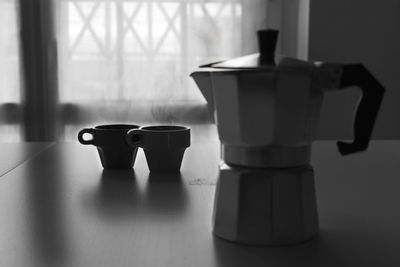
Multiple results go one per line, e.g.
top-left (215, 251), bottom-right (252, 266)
top-left (0, 140), bottom-right (400, 267)
top-left (0, 142), bottom-right (53, 178)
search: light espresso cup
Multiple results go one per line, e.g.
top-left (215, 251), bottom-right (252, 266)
top-left (78, 124), bottom-right (140, 169)
top-left (126, 125), bottom-right (190, 172)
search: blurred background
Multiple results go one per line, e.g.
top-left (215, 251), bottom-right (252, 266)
top-left (0, 0), bottom-right (399, 142)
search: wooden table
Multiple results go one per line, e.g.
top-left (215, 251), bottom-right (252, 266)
top-left (0, 140), bottom-right (399, 267)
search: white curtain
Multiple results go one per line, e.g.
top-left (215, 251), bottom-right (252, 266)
top-left (0, 0), bottom-right (270, 141)
top-left (57, 0), bottom-right (268, 141)
top-left (0, 0), bottom-right (21, 141)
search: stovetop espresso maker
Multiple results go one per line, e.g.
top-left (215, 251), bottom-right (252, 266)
top-left (190, 29), bottom-right (384, 245)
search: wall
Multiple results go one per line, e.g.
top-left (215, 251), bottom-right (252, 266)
top-left (308, 0), bottom-right (400, 139)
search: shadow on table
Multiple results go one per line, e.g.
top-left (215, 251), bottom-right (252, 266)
top-left (142, 172), bottom-right (189, 219)
top-left (212, 226), bottom-right (400, 267)
top-left (83, 170), bottom-right (189, 222)
top-left (84, 169), bottom-right (141, 221)
top-left (25, 148), bottom-right (71, 266)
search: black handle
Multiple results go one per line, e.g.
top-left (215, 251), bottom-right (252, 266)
top-left (126, 129), bottom-right (142, 147)
top-left (257, 29), bottom-right (279, 65)
top-left (336, 64), bottom-right (385, 155)
top-left (78, 128), bottom-right (95, 145)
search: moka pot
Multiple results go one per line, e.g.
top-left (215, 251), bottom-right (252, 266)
top-left (190, 29), bottom-right (385, 246)
top-left (190, 29), bottom-right (384, 168)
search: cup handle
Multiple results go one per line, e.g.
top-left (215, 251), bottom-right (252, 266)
top-left (126, 129), bottom-right (142, 147)
top-left (78, 128), bottom-right (95, 145)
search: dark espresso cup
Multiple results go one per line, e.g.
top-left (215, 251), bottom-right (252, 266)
top-left (126, 125), bottom-right (190, 172)
top-left (78, 124), bottom-right (140, 169)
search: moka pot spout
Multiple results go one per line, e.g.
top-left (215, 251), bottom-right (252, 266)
top-left (190, 70), bottom-right (216, 119)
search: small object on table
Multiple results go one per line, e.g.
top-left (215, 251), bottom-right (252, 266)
top-left (78, 124), bottom-right (140, 169)
top-left (126, 125), bottom-right (191, 172)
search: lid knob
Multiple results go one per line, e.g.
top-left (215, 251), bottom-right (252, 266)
top-left (257, 29), bottom-right (279, 65)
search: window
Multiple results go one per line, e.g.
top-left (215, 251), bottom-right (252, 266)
top-left (1, 0), bottom-right (283, 141)
top-left (58, 0), bottom-right (243, 103)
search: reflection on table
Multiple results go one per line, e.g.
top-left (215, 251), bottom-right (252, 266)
top-left (0, 141), bottom-right (399, 267)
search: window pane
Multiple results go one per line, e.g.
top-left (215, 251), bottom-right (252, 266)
top-left (58, 0), bottom-right (243, 103)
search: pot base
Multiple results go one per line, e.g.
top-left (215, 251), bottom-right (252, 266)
top-left (212, 163), bottom-right (319, 246)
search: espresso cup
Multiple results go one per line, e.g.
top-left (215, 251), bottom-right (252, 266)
top-left (78, 124), bottom-right (140, 169)
top-left (126, 125), bottom-right (190, 172)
